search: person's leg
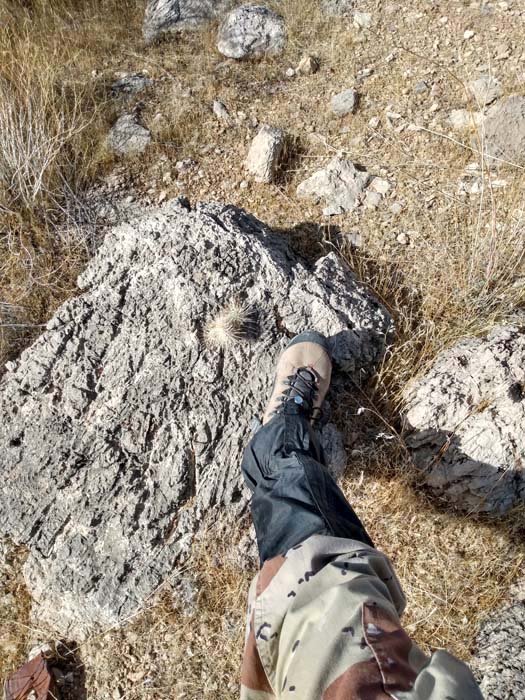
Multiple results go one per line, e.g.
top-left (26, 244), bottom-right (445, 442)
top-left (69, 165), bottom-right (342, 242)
top-left (241, 331), bottom-right (373, 564)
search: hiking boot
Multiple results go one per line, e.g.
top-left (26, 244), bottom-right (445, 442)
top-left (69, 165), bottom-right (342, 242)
top-left (262, 330), bottom-right (332, 425)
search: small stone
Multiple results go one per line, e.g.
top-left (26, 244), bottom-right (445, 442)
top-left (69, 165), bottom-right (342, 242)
top-left (107, 114), bottom-right (152, 156)
top-left (357, 67), bottom-right (373, 80)
top-left (368, 116), bottom-right (380, 128)
top-left (285, 67), bottom-right (296, 78)
top-left (468, 75), bottom-right (503, 106)
top-left (111, 74), bottom-right (153, 96)
top-left (364, 191), bottom-right (382, 209)
top-left (346, 231), bottom-right (362, 247)
top-left (448, 109), bottom-right (484, 129)
top-left (353, 11), bottom-right (372, 29)
top-left (213, 100), bottom-right (232, 126)
top-left (158, 190), bottom-right (167, 203)
top-left (296, 55), bottom-right (320, 75)
top-left (176, 159), bottom-right (197, 173)
top-left (396, 231), bottom-right (410, 245)
top-left (390, 202), bottom-right (403, 215)
top-left (124, 195), bottom-right (135, 204)
top-left (331, 88), bottom-right (359, 116)
top-left (464, 29), bottom-right (475, 39)
top-left (239, 180), bottom-right (249, 190)
top-left (414, 80), bottom-right (429, 94)
top-left (245, 124), bottom-right (286, 183)
top-left (369, 177), bottom-right (391, 195)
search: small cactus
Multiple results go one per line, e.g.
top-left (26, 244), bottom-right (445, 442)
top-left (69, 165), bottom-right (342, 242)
top-left (204, 300), bottom-right (251, 349)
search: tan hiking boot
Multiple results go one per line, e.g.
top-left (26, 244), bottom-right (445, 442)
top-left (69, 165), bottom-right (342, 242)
top-left (262, 330), bottom-right (332, 425)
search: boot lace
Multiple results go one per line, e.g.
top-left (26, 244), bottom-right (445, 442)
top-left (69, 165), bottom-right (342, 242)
top-left (273, 367), bottom-right (319, 418)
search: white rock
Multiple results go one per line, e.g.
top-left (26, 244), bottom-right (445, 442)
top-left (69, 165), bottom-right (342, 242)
top-left (369, 177), bottom-right (392, 195)
top-left (245, 124), bottom-right (286, 183)
top-left (469, 75), bottom-right (503, 106)
top-left (353, 11), bottom-right (372, 29)
top-left (217, 5), bottom-right (286, 59)
top-left (213, 100), bottom-right (232, 125)
top-left (107, 114), bottom-right (152, 155)
top-left (364, 191), bottom-right (382, 209)
top-left (396, 231), bottom-right (410, 245)
top-left (331, 88), bottom-right (359, 117)
top-left (405, 325), bottom-right (525, 513)
top-left (296, 55), bottom-right (320, 75)
top-left (296, 158), bottom-right (370, 215)
top-left (448, 109), bottom-right (484, 129)
top-left (464, 29), bottom-right (475, 39)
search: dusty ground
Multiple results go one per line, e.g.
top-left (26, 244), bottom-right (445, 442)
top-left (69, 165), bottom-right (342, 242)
top-left (1, 0), bottom-right (525, 698)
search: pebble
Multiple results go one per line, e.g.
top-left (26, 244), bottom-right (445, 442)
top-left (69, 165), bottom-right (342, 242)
top-left (396, 231), bottom-right (410, 245)
top-left (285, 67), bottom-right (296, 78)
top-left (353, 11), bottom-right (372, 29)
top-left (414, 80), bottom-right (429, 94)
top-left (296, 55), bottom-right (320, 75)
top-left (364, 191), bottom-right (382, 209)
top-left (464, 29), bottom-right (476, 39)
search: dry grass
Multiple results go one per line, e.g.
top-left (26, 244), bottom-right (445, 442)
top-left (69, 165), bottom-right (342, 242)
top-left (1, 0), bottom-right (525, 697)
top-left (0, 0), bottom-right (143, 366)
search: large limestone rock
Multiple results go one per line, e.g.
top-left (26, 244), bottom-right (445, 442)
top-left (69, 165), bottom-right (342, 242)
top-left (217, 5), bottom-right (286, 59)
top-left (404, 326), bottom-right (525, 513)
top-left (473, 578), bottom-right (525, 699)
top-left (0, 200), bottom-right (391, 636)
top-left (143, 0), bottom-right (234, 43)
top-left (483, 95), bottom-right (525, 166)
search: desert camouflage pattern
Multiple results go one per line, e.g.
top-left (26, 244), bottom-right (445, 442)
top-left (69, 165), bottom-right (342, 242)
top-left (241, 535), bottom-right (483, 699)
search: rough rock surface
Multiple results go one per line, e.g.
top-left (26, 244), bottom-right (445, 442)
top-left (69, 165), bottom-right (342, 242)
top-left (245, 124), bottom-right (286, 183)
top-left (468, 75), bottom-right (502, 106)
top-left (483, 95), bottom-right (525, 166)
top-left (448, 108), bottom-right (483, 130)
top-left (297, 158), bottom-right (371, 215)
top-left (0, 200), bottom-right (391, 636)
top-left (107, 114), bottom-right (152, 155)
top-left (473, 578), bottom-right (525, 699)
top-left (404, 325), bottom-right (525, 513)
top-left (331, 88), bottom-right (359, 116)
top-left (217, 5), bottom-right (286, 59)
top-left (111, 74), bottom-right (153, 96)
top-left (321, 0), bottom-right (355, 16)
top-left (143, 0), bottom-right (233, 43)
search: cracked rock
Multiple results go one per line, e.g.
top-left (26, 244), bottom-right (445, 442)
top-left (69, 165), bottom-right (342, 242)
top-left (217, 5), bottom-right (286, 59)
top-left (296, 157), bottom-right (371, 215)
top-left (404, 325), bottom-right (525, 513)
top-left (0, 200), bottom-right (391, 636)
top-left (473, 578), bottom-right (525, 699)
top-left (143, 0), bottom-right (233, 43)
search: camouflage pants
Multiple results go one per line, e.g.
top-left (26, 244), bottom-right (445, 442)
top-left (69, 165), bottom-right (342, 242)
top-left (241, 404), bottom-right (373, 563)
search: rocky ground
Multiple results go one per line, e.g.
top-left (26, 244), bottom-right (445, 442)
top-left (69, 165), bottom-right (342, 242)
top-left (1, 0), bottom-right (525, 698)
